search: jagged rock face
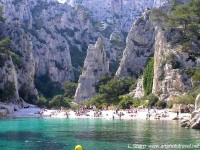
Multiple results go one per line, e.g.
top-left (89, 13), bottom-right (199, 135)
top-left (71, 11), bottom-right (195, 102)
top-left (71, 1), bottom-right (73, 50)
top-left (0, 22), bottom-right (38, 103)
top-left (75, 38), bottom-right (109, 102)
top-left (1, 0), bottom-right (127, 83)
top-left (134, 78), bottom-right (144, 98)
top-left (129, 77), bottom-right (144, 98)
top-left (117, 5), bottom-right (199, 101)
top-left (67, 0), bottom-right (170, 31)
top-left (116, 10), bottom-right (155, 78)
top-left (0, 57), bottom-right (19, 102)
top-left (2, 0), bottom-right (78, 84)
top-left (0, 0), bottom-right (171, 103)
top-left (152, 30), bottom-right (199, 100)
top-left (10, 26), bottom-right (38, 102)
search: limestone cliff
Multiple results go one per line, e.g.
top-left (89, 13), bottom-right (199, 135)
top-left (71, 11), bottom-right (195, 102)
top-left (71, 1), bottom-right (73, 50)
top-left (0, 56), bottom-right (19, 102)
top-left (116, 10), bottom-right (155, 78)
top-left (67, 0), bottom-right (170, 31)
top-left (0, 0), bottom-right (171, 103)
top-left (2, 0), bottom-right (76, 84)
top-left (129, 77), bottom-right (144, 98)
top-left (75, 38), bottom-right (109, 102)
top-left (152, 29), bottom-right (199, 100)
top-left (0, 21), bottom-right (38, 106)
top-left (9, 26), bottom-right (39, 102)
top-left (117, 7), bottom-right (199, 101)
top-left (1, 0), bottom-right (124, 84)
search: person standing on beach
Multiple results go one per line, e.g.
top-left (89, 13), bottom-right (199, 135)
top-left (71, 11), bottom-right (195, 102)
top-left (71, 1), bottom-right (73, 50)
top-left (177, 111), bottom-right (179, 118)
top-left (148, 107), bottom-right (150, 114)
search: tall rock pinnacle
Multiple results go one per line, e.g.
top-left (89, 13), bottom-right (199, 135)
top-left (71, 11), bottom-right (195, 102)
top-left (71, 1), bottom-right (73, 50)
top-left (74, 38), bottom-right (109, 103)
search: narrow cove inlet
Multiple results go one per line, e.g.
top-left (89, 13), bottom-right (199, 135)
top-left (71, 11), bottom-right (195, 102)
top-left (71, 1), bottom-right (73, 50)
top-left (0, 0), bottom-right (200, 150)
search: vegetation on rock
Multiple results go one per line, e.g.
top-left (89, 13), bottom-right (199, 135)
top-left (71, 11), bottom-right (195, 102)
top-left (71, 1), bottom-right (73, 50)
top-left (0, 81), bottom-right (15, 102)
top-left (143, 58), bottom-right (154, 96)
top-left (118, 95), bottom-right (148, 109)
top-left (34, 72), bottom-right (64, 99)
top-left (152, 0), bottom-right (200, 51)
top-left (49, 95), bottom-right (71, 109)
top-left (192, 68), bottom-right (200, 86)
top-left (37, 81), bottom-right (77, 108)
top-left (64, 81), bottom-right (77, 98)
top-left (98, 77), bottom-right (136, 104)
top-left (81, 77), bottom-right (136, 108)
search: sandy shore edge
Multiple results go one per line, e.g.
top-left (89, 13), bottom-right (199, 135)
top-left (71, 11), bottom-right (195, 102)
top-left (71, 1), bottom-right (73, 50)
top-left (7, 107), bottom-right (191, 121)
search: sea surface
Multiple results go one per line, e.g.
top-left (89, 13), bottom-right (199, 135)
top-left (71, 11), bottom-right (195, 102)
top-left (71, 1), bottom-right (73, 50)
top-left (0, 118), bottom-right (199, 150)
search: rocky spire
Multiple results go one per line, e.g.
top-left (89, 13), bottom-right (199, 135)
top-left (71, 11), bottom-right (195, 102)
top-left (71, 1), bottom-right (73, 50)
top-left (74, 38), bottom-right (109, 103)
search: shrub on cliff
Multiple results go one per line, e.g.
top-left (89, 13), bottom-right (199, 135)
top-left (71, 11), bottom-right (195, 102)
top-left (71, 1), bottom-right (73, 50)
top-left (64, 81), bottom-right (77, 98)
top-left (192, 68), bottom-right (200, 86)
top-left (0, 81), bottom-right (15, 102)
top-left (34, 72), bottom-right (64, 98)
top-left (0, 38), bottom-right (11, 54)
top-left (0, 5), bottom-right (5, 22)
top-left (175, 94), bottom-right (196, 105)
top-left (152, 0), bottom-right (200, 51)
top-left (0, 38), bottom-right (22, 68)
top-left (143, 58), bottom-right (154, 96)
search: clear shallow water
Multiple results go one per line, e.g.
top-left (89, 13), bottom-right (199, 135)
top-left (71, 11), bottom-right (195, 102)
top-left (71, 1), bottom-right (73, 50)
top-left (0, 118), bottom-right (199, 150)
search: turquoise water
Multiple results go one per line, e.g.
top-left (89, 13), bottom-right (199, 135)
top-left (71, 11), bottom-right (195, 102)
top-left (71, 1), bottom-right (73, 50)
top-left (0, 118), bottom-right (200, 150)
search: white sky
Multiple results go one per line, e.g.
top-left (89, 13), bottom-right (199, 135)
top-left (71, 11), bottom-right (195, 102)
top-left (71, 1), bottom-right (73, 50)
top-left (57, 0), bottom-right (67, 4)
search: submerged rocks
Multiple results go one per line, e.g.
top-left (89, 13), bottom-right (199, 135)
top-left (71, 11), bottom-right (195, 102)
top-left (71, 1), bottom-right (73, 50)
top-left (74, 38), bottom-right (109, 103)
top-left (181, 118), bottom-right (190, 127)
top-left (182, 110), bottom-right (200, 129)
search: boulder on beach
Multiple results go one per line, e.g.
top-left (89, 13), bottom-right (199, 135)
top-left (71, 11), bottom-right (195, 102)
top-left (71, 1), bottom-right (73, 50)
top-left (0, 109), bottom-right (8, 117)
top-left (0, 103), bottom-right (15, 114)
top-left (181, 94), bottom-right (200, 129)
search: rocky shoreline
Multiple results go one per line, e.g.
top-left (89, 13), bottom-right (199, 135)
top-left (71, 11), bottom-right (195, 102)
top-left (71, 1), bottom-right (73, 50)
top-left (181, 94), bottom-right (200, 129)
top-left (0, 100), bottom-right (36, 118)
